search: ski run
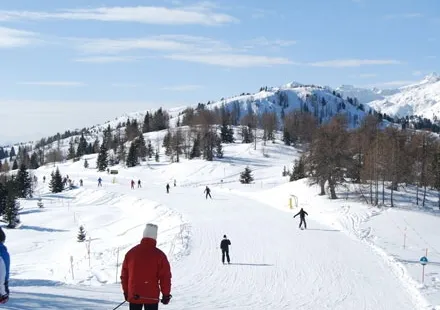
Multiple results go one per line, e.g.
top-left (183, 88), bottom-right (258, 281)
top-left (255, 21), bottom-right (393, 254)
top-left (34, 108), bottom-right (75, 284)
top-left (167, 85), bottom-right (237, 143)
top-left (3, 140), bottom-right (440, 310)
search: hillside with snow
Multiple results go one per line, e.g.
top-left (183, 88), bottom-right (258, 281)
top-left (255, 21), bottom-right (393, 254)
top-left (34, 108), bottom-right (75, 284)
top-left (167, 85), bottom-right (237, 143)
top-left (3, 137), bottom-right (440, 309)
top-left (335, 85), bottom-right (399, 104)
top-left (367, 73), bottom-right (440, 119)
top-left (336, 73), bottom-right (440, 121)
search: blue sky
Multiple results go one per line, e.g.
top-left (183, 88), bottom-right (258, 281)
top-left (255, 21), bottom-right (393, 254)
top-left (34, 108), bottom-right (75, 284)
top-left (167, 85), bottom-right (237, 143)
top-left (0, 0), bottom-right (439, 143)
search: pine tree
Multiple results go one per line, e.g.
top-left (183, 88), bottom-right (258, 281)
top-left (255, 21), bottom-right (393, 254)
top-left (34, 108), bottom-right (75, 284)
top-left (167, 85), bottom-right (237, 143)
top-left (92, 138), bottom-right (100, 154)
top-left (190, 134), bottom-right (202, 159)
top-left (12, 159), bottom-right (18, 170)
top-left (117, 142), bottom-right (127, 165)
top-left (147, 140), bottom-right (154, 159)
top-left (76, 133), bottom-right (88, 157)
top-left (67, 139), bottom-right (76, 160)
top-left (136, 134), bottom-right (147, 161)
top-left (77, 225), bottom-right (86, 242)
top-left (9, 147), bottom-right (16, 160)
top-left (240, 166), bottom-right (254, 184)
top-left (126, 142), bottom-right (138, 167)
top-left (290, 157), bottom-right (306, 181)
top-left (142, 112), bottom-right (151, 133)
top-left (4, 193), bottom-right (20, 228)
top-left (30, 152), bottom-right (39, 169)
top-left (216, 137), bottom-right (224, 158)
top-left (96, 143), bottom-right (108, 172)
top-left (16, 164), bottom-right (32, 198)
top-left (84, 159), bottom-right (89, 168)
top-left (221, 123), bottom-right (234, 143)
top-left (49, 167), bottom-right (64, 193)
top-left (0, 182), bottom-right (7, 215)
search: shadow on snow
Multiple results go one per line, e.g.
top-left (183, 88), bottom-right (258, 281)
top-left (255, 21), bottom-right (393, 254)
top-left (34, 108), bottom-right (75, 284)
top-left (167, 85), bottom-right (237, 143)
top-left (18, 225), bottom-right (68, 233)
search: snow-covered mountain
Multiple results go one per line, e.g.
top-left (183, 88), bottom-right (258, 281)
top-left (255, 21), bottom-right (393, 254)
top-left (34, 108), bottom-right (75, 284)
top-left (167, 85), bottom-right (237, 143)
top-left (335, 85), bottom-right (399, 104)
top-left (366, 73), bottom-right (440, 119)
top-left (201, 81), bottom-right (370, 128)
top-left (336, 73), bottom-right (440, 120)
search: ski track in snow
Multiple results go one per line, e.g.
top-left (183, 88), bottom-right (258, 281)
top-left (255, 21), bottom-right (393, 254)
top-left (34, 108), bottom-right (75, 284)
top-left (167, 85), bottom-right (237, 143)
top-left (3, 142), bottom-right (438, 309)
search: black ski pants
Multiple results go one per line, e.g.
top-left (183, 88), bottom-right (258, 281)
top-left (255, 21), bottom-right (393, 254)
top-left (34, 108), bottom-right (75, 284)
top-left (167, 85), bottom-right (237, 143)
top-left (206, 192), bottom-right (212, 199)
top-left (299, 217), bottom-right (307, 229)
top-left (222, 249), bottom-right (230, 263)
top-left (129, 303), bottom-right (158, 310)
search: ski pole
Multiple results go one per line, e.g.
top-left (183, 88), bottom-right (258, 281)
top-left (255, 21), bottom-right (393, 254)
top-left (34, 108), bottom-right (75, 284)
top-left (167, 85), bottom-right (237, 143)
top-left (112, 300), bottom-right (126, 310)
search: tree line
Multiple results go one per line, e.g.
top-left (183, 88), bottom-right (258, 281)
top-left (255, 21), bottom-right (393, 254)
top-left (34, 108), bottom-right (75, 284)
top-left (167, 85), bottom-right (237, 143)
top-left (286, 113), bottom-right (440, 208)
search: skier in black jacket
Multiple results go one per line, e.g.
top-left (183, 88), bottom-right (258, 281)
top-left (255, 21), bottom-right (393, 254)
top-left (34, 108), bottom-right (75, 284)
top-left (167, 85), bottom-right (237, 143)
top-left (204, 186), bottom-right (212, 199)
top-left (220, 235), bottom-right (231, 264)
top-left (293, 208), bottom-right (308, 229)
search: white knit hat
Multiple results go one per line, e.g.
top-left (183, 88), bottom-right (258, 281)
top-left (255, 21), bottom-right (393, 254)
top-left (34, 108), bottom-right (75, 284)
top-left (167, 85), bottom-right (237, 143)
top-left (143, 223), bottom-right (158, 240)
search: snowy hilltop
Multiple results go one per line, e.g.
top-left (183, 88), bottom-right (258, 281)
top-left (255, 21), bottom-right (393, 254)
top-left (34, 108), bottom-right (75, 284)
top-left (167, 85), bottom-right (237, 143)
top-left (335, 84), bottom-right (399, 104)
top-left (337, 73), bottom-right (440, 120)
top-left (197, 82), bottom-right (371, 128)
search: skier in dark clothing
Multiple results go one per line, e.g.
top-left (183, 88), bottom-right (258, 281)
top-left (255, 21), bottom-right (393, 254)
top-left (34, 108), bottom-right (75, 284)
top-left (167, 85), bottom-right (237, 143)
top-left (131, 180), bottom-right (135, 189)
top-left (98, 177), bottom-right (102, 187)
top-left (166, 183), bottom-right (170, 194)
top-left (138, 180), bottom-right (141, 188)
top-left (204, 186), bottom-right (212, 199)
top-left (293, 208), bottom-right (308, 229)
top-left (220, 235), bottom-right (231, 264)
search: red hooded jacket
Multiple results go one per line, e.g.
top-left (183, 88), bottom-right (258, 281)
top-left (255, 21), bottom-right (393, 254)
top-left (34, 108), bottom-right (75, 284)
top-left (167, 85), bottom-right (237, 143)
top-left (121, 238), bottom-right (172, 304)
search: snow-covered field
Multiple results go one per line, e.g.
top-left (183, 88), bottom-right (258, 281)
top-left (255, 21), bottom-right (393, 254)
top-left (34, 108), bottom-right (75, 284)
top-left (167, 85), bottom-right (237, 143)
top-left (3, 140), bottom-right (440, 309)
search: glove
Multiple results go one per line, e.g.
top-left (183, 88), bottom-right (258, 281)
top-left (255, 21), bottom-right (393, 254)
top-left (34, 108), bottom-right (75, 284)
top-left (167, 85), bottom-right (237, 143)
top-left (0, 294), bottom-right (9, 304)
top-left (133, 294), bottom-right (140, 300)
top-left (161, 294), bottom-right (172, 305)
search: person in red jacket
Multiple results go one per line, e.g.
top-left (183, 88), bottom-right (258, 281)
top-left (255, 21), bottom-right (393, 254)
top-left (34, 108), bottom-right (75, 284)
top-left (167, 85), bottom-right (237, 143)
top-left (121, 223), bottom-right (172, 310)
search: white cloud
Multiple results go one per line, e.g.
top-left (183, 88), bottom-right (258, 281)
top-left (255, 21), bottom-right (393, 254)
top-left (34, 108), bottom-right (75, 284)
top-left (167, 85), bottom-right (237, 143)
top-left (412, 70), bottom-right (423, 76)
top-left (18, 81), bottom-right (85, 86)
top-left (384, 13), bottom-right (423, 19)
top-left (244, 37), bottom-right (296, 49)
top-left (250, 8), bottom-right (279, 19)
top-left (358, 73), bottom-right (377, 78)
top-left (0, 26), bottom-right (36, 48)
top-left (165, 54), bottom-right (294, 67)
top-left (74, 56), bottom-right (142, 63)
top-left (0, 5), bottom-right (238, 26)
top-left (76, 35), bottom-right (232, 55)
top-left (161, 84), bottom-right (203, 91)
top-left (426, 55), bottom-right (437, 59)
top-left (308, 59), bottom-right (401, 67)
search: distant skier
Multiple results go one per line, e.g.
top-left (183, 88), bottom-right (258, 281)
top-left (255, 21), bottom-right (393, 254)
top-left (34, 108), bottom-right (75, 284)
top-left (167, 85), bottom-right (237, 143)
top-left (43, 176), bottom-right (46, 183)
top-left (131, 180), bottom-right (135, 189)
top-left (138, 180), bottom-right (142, 188)
top-left (166, 183), bottom-right (170, 194)
top-left (0, 227), bottom-right (10, 304)
top-left (293, 208), bottom-right (308, 229)
top-left (79, 179), bottom-right (83, 187)
top-left (220, 235), bottom-right (231, 264)
top-left (174, 179), bottom-right (176, 187)
top-left (98, 177), bottom-right (102, 187)
top-left (204, 186), bottom-right (212, 199)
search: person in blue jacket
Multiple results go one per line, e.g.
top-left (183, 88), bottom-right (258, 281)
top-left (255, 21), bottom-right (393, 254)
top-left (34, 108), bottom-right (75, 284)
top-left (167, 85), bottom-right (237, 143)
top-left (0, 227), bottom-right (10, 304)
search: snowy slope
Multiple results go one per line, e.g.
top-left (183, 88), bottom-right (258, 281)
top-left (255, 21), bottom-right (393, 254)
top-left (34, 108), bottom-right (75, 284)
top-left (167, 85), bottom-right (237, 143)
top-left (3, 139), bottom-right (440, 309)
top-left (335, 84), bottom-right (399, 104)
top-left (365, 73), bottom-right (440, 119)
top-left (203, 82), bottom-right (370, 128)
